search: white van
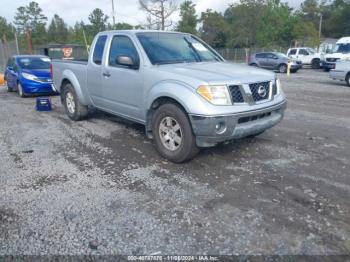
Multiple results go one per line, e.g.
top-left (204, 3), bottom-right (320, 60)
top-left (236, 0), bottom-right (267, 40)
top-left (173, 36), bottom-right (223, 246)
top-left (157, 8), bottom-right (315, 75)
top-left (322, 37), bottom-right (350, 71)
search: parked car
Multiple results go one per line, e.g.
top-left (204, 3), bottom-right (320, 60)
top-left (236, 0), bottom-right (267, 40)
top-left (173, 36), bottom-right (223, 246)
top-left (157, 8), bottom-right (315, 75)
top-left (4, 55), bottom-right (56, 97)
top-left (249, 52), bottom-right (302, 73)
top-left (287, 47), bottom-right (322, 69)
top-left (329, 61), bottom-right (350, 86)
top-left (322, 37), bottom-right (350, 72)
top-left (52, 30), bottom-right (287, 163)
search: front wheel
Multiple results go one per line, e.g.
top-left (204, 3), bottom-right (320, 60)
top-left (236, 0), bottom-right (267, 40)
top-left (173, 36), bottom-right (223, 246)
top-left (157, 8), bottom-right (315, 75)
top-left (346, 73), bottom-right (350, 87)
top-left (62, 83), bottom-right (88, 121)
top-left (152, 103), bottom-right (199, 163)
top-left (311, 59), bottom-right (320, 69)
top-left (17, 82), bottom-right (26, 97)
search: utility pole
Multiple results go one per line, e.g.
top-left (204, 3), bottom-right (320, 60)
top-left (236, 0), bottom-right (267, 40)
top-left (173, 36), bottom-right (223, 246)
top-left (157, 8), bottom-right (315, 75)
top-left (318, 13), bottom-right (323, 38)
top-left (111, 0), bottom-right (116, 27)
top-left (14, 30), bottom-right (20, 55)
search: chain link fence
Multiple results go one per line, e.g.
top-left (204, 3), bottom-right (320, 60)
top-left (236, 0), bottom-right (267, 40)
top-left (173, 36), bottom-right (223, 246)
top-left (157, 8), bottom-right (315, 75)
top-left (0, 40), bottom-right (19, 72)
top-left (216, 47), bottom-right (289, 63)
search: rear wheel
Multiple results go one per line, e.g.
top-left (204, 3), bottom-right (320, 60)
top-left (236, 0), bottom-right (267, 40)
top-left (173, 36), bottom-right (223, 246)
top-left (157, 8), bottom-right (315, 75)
top-left (152, 103), bottom-right (199, 163)
top-left (5, 81), bottom-right (13, 92)
top-left (278, 63), bottom-right (287, 73)
top-left (346, 73), bottom-right (350, 87)
top-left (311, 59), bottom-right (320, 69)
top-left (17, 82), bottom-right (26, 97)
top-left (62, 83), bottom-right (88, 121)
top-left (250, 63), bottom-right (258, 67)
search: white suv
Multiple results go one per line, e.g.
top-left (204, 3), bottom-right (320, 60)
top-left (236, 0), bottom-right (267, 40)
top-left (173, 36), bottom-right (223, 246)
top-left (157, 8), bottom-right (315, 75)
top-left (323, 37), bottom-right (350, 72)
top-left (287, 47), bottom-right (322, 69)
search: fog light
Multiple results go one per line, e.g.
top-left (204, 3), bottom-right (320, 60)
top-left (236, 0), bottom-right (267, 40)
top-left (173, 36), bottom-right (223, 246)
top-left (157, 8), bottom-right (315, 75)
top-left (215, 122), bottom-right (227, 134)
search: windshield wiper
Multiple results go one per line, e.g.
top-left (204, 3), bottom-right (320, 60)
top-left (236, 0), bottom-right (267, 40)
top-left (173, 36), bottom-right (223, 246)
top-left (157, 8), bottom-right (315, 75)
top-left (154, 60), bottom-right (193, 65)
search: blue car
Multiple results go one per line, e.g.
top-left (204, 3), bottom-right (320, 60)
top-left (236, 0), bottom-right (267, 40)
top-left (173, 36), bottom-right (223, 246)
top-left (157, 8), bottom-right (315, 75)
top-left (4, 55), bottom-right (56, 97)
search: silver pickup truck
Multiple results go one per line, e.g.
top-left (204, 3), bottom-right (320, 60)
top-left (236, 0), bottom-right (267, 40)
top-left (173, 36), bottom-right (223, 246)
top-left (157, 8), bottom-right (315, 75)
top-left (52, 30), bottom-right (287, 163)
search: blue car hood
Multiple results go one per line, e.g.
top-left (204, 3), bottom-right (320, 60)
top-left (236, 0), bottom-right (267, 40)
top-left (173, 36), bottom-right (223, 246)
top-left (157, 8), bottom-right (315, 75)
top-left (22, 69), bottom-right (51, 78)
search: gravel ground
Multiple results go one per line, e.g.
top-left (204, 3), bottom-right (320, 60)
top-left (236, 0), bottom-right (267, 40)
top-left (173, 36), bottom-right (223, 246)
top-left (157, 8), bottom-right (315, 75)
top-left (0, 69), bottom-right (349, 256)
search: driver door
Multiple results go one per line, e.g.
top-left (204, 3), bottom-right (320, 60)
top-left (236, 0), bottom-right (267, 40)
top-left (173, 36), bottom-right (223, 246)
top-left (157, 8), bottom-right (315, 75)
top-left (101, 35), bottom-right (143, 121)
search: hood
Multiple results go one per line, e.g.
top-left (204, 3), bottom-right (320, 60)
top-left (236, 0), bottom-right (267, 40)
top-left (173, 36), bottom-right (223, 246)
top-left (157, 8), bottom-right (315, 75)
top-left (155, 62), bottom-right (275, 85)
top-left (21, 69), bottom-right (51, 78)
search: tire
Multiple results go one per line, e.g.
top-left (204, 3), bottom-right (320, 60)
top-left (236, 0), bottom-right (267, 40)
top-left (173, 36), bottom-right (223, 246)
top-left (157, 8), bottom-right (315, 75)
top-left (17, 82), bottom-right (26, 97)
top-left (311, 59), bottom-right (320, 69)
top-left (5, 81), bottom-right (13, 92)
top-left (324, 68), bottom-right (331, 72)
top-left (152, 103), bottom-right (199, 163)
top-left (250, 63), bottom-right (258, 67)
top-left (278, 63), bottom-right (287, 73)
top-left (62, 83), bottom-right (88, 121)
top-left (346, 73), bottom-right (350, 87)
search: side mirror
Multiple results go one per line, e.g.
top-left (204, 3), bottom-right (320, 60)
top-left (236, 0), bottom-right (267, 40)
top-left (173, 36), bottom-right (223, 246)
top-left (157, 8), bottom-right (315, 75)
top-left (116, 55), bottom-right (138, 69)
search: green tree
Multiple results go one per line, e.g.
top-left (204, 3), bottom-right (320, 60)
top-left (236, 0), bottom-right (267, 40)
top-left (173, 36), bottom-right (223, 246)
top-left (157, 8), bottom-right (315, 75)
top-left (0, 16), bottom-right (15, 40)
top-left (14, 1), bottom-right (47, 46)
top-left (47, 14), bottom-right (69, 43)
top-left (200, 9), bottom-right (230, 48)
top-left (88, 8), bottom-right (109, 35)
top-left (176, 1), bottom-right (198, 34)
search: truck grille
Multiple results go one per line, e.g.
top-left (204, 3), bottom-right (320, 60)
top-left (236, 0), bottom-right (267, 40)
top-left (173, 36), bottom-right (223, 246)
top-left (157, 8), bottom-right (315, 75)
top-left (249, 81), bottom-right (270, 102)
top-left (228, 85), bottom-right (244, 103)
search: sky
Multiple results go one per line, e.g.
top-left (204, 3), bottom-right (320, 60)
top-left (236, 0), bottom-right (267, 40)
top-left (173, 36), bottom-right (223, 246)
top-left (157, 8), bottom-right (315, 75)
top-left (0, 0), bottom-right (303, 27)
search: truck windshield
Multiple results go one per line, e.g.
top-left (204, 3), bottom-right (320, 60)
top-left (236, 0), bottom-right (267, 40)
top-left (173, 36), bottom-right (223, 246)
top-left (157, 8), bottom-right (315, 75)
top-left (17, 57), bottom-right (51, 70)
top-left (334, 43), bottom-right (350, 54)
top-left (137, 32), bottom-right (222, 65)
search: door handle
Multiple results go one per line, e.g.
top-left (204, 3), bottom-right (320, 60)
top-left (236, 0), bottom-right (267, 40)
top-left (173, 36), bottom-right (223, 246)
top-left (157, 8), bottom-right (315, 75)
top-left (103, 72), bottom-right (111, 77)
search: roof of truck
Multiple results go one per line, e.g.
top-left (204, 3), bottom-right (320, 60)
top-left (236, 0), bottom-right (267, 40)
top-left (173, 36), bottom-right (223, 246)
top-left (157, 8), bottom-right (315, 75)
top-left (97, 30), bottom-right (190, 35)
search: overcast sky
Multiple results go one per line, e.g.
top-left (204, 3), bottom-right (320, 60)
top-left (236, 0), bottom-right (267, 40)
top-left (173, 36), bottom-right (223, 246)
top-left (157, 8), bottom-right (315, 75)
top-left (0, 0), bottom-right (303, 27)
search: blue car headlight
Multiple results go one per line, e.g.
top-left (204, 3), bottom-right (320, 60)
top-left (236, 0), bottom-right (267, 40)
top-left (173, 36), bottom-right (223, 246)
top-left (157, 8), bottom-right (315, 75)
top-left (22, 72), bottom-right (39, 82)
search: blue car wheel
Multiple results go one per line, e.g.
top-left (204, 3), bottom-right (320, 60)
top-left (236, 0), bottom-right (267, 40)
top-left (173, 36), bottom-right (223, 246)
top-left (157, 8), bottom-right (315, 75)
top-left (17, 82), bottom-right (27, 98)
top-left (5, 80), bottom-right (13, 92)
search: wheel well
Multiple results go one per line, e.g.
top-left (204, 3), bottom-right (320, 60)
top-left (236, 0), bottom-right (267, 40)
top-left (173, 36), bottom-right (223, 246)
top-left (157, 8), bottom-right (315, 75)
top-left (346, 72), bottom-right (350, 81)
top-left (60, 79), bottom-right (71, 101)
top-left (146, 96), bottom-right (188, 139)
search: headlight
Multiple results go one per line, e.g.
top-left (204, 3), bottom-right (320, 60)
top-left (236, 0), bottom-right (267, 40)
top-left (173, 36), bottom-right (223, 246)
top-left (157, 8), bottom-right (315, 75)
top-left (197, 85), bottom-right (231, 105)
top-left (22, 72), bottom-right (38, 81)
top-left (273, 78), bottom-right (282, 95)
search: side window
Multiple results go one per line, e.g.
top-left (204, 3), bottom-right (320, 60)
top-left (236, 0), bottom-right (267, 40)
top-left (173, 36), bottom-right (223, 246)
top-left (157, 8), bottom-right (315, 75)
top-left (267, 53), bottom-right (277, 59)
top-left (256, 53), bottom-right (266, 59)
top-left (93, 35), bottom-right (107, 65)
top-left (109, 35), bottom-right (139, 69)
top-left (299, 49), bottom-right (309, 55)
top-left (288, 49), bottom-right (297, 55)
top-left (7, 58), bottom-right (13, 68)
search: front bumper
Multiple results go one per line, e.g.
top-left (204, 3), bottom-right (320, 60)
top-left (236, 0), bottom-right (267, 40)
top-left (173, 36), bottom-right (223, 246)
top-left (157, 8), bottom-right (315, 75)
top-left (190, 100), bottom-right (287, 147)
top-left (21, 81), bottom-right (57, 94)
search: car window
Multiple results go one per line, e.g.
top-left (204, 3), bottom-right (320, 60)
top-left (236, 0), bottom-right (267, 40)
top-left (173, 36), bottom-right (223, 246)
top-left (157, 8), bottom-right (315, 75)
top-left (93, 35), bottom-right (107, 65)
top-left (7, 58), bottom-right (14, 68)
top-left (17, 57), bottom-right (51, 70)
top-left (288, 49), bottom-right (297, 55)
top-left (266, 53), bottom-right (278, 59)
top-left (109, 35), bottom-right (140, 68)
top-left (298, 49), bottom-right (309, 55)
top-left (256, 53), bottom-right (266, 59)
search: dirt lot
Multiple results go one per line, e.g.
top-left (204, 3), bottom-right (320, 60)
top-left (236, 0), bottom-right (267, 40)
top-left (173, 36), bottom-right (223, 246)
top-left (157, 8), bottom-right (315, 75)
top-left (0, 69), bottom-right (349, 256)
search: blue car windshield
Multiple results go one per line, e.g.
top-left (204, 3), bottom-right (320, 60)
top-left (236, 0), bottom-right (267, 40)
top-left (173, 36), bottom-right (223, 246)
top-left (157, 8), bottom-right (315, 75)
top-left (137, 32), bottom-right (222, 65)
top-left (17, 57), bottom-right (51, 70)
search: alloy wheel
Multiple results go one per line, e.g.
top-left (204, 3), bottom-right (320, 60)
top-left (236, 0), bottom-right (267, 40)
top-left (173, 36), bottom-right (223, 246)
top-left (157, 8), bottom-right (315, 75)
top-left (158, 116), bottom-right (183, 151)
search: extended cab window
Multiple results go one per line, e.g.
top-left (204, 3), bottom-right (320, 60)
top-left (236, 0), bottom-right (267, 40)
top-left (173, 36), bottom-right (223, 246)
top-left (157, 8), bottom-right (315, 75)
top-left (108, 35), bottom-right (139, 68)
top-left (93, 35), bottom-right (107, 65)
top-left (288, 49), bottom-right (297, 55)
